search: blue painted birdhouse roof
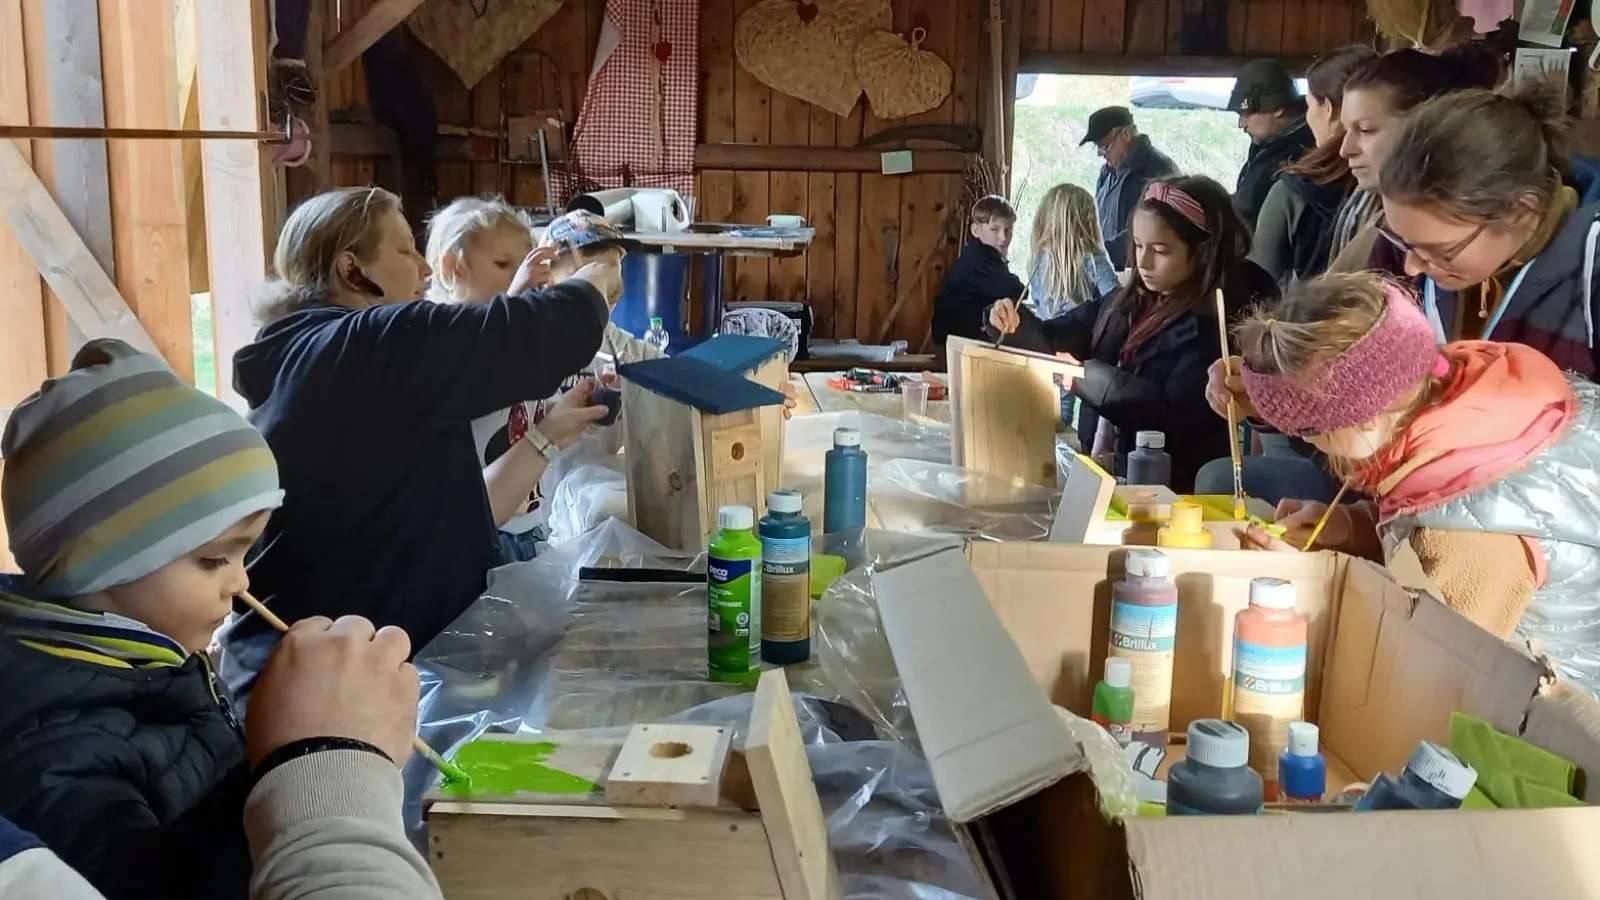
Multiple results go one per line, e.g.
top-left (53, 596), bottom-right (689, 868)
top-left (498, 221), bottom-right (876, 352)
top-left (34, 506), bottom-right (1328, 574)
top-left (678, 334), bottom-right (787, 375)
top-left (618, 356), bottom-right (787, 415)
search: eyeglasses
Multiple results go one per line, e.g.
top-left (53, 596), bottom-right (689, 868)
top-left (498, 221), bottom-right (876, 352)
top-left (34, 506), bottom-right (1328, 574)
top-left (1096, 128), bottom-right (1125, 159)
top-left (1375, 220), bottom-right (1487, 266)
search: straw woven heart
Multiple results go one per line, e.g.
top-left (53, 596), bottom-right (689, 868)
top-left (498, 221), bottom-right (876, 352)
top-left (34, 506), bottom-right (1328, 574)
top-left (735, 0), bottom-right (891, 117)
top-left (407, 0), bottom-right (565, 88)
top-left (854, 28), bottom-right (952, 120)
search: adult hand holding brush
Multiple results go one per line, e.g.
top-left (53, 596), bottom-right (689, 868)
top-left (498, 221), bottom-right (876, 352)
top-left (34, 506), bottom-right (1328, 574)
top-left (246, 615), bottom-right (420, 772)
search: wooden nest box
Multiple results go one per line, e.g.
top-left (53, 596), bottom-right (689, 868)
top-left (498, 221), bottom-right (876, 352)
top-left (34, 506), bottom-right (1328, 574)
top-left (620, 335), bottom-right (790, 551)
top-left (946, 335), bottom-right (1085, 495)
top-left (425, 670), bottom-right (842, 900)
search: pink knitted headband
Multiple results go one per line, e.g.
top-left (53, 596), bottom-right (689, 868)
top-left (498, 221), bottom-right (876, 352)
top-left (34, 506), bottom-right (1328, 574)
top-left (1242, 283), bottom-right (1446, 436)
top-left (1143, 182), bottom-right (1209, 233)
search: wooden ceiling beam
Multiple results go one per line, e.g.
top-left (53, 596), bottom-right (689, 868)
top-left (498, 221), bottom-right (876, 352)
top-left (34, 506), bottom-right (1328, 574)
top-left (1018, 52), bottom-right (1319, 77)
top-left (322, 0), bottom-right (426, 75)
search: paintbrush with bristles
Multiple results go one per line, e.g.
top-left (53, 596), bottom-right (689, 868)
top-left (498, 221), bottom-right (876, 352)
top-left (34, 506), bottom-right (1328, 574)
top-left (1214, 288), bottom-right (1246, 520)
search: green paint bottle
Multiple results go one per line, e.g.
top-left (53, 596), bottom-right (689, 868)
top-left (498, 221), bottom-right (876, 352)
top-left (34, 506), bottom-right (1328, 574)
top-left (708, 504), bottom-right (762, 684)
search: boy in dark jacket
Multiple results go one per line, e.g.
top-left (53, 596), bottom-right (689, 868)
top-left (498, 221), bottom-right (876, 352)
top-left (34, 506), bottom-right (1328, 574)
top-left (0, 340), bottom-right (286, 900)
top-left (932, 195), bottom-right (1027, 345)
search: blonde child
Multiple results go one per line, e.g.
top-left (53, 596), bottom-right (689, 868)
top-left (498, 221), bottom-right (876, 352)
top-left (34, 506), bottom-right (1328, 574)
top-left (1027, 183), bottom-right (1119, 320)
top-left (1233, 272), bottom-right (1600, 696)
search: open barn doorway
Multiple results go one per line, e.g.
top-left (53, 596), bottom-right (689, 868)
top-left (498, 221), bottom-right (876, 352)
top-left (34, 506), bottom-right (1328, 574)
top-left (1008, 74), bottom-right (1303, 281)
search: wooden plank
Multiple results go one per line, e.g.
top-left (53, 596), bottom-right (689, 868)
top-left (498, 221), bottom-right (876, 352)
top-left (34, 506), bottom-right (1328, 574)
top-left (767, 98), bottom-right (809, 302)
top-left (429, 807), bottom-right (784, 900)
top-left (622, 384), bottom-right (704, 552)
top-left (854, 174), bottom-right (900, 341)
top-left (0, 140), bottom-right (160, 355)
top-left (1319, 0), bottom-right (1356, 47)
top-left (731, 0), bottom-right (770, 301)
top-left (0, 0), bottom-right (47, 408)
top-left (322, 0), bottom-right (425, 75)
top-left (1020, 0), bottom-right (1051, 58)
top-left (197, 0), bottom-right (272, 403)
top-left (954, 337), bottom-right (1083, 490)
top-left (699, 0), bottom-right (738, 302)
top-left (604, 724), bottom-right (733, 809)
top-left (1228, 0), bottom-right (1249, 54)
top-left (746, 669), bottom-right (842, 900)
top-left (805, 105), bottom-right (837, 337)
top-left (19, 0), bottom-right (69, 376)
top-left (1244, 0), bottom-right (1286, 54)
top-left (1018, 52), bottom-right (1319, 75)
top-left (831, 109), bottom-right (864, 341)
top-left (696, 144), bottom-right (971, 174)
top-left (1281, 0), bottom-right (1314, 54)
top-left (176, 0), bottom-right (210, 293)
top-left (1048, 0), bottom-right (1084, 54)
top-left (890, 173), bottom-right (950, 346)
top-left (952, 0), bottom-right (983, 124)
top-left (42, 0), bottom-right (107, 355)
top-left (1079, 0), bottom-right (1127, 53)
top-left (1126, 0), bottom-right (1170, 54)
top-left (100, 0), bottom-right (195, 381)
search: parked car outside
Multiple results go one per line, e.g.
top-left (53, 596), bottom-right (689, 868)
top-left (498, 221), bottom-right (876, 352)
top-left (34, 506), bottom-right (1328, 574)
top-left (1131, 76), bottom-right (1309, 111)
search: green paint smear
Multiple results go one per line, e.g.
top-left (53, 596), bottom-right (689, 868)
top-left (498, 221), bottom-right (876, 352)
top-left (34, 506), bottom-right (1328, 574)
top-left (439, 740), bottom-right (599, 797)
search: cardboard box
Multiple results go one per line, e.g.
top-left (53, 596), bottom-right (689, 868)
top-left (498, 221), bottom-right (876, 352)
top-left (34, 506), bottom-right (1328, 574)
top-left (871, 541), bottom-right (1600, 899)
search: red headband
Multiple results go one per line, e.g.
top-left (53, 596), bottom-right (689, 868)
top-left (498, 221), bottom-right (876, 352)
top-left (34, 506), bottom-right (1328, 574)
top-left (1143, 182), bottom-right (1209, 233)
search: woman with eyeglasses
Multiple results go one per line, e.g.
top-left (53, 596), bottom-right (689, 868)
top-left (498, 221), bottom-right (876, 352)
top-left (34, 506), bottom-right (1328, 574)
top-left (1375, 82), bottom-right (1600, 375)
top-left (987, 175), bottom-right (1278, 491)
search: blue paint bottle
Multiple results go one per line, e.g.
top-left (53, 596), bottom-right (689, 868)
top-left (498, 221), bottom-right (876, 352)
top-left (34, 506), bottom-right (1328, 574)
top-left (759, 489), bottom-right (811, 665)
top-left (1278, 721), bottom-right (1327, 803)
top-left (823, 427), bottom-right (867, 531)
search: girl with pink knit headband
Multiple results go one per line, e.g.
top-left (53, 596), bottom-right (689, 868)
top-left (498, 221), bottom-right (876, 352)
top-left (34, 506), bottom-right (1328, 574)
top-left (987, 174), bottom-right (1277, 490)
top-left (1235, 272), bottom-right (1600, 697)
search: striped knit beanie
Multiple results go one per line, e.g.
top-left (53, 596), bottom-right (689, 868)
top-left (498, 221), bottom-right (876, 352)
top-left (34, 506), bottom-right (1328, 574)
top-left (1, 340), bottom-right (283, 599)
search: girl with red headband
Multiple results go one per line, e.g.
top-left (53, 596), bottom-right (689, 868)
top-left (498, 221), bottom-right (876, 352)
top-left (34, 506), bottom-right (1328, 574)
top-left (987, 174), bottom-right (1277, 490)
top-left (1235, 272), bottom-right (1600, 697)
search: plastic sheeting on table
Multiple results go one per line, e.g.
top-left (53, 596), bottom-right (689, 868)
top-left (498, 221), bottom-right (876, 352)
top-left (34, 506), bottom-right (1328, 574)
top-left (410, 520), bottom-right (989, 899)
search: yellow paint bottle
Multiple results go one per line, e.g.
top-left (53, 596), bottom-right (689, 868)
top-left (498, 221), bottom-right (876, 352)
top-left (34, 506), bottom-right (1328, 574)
top-left (1157, 501), bottom-right (1213, 549)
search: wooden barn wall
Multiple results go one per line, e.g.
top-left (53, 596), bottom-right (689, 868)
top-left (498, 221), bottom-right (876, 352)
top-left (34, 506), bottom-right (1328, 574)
top-left (313, 0), bottom-right (1375, 345)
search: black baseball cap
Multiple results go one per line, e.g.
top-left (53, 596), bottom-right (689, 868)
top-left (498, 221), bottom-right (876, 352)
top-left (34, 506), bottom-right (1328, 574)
top-left (1228, 58), bottom-right (1301, 114)
top-left (1079, 106), bottom-right (1134, 146)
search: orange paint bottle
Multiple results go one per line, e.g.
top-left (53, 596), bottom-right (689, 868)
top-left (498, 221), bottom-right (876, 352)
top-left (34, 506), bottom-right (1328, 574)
top-left (1229, 577), bottom-right (1307, 797)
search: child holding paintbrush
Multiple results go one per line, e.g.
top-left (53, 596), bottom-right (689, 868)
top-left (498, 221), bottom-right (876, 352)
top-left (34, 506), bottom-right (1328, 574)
top-left (1231, 272), bottom-right (1600, 698)
top-left (986, 175), bottom-right (1277, 490)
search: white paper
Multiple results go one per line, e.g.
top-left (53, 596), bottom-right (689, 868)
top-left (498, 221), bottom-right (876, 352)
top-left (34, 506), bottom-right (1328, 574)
top-left (1513, 47), bottom-right (1574, 89)
top-left (1518, 0), bottom-right (1574, 48)
top-left (880, 150), bottom-right (913, 176)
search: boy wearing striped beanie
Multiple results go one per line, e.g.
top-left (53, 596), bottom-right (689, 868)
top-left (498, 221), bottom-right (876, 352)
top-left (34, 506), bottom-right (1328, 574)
top-left (0, 339), bottom-right (282, 900)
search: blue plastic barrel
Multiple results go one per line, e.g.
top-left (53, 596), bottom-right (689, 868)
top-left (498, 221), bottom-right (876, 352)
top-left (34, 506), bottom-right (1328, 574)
top-left (615, 253), bottom-right (691, 352)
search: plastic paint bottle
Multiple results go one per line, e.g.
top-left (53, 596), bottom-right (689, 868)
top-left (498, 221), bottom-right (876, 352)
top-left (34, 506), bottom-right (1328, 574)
top-left (1126, 431), bottom-right (1172, 487)
top-left (759, 489), bottom-right (811, 666)
top-left (823, 427), bottom-right (868, 533)
top-left (1167, 719), bottom-right (1264, 815)
top-left (1156, 501), bottom-right (1213, 549)
top-left (1230, 577), bottom-right (1307, 796)
top-left (707, 505), bottom-right (762, 684)
top-left (1278, 721), bottom-right (1327, 803)
top-left (1109, 549), bottom-right (1179, 747)
top-left (1091, 657), bottom-right (1136, 747)
top-left (1354, 741), bottom-right (1478, 811)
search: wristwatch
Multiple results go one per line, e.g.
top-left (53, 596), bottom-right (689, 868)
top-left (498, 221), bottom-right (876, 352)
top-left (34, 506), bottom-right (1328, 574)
top-left (525, 425), bottom-right (559, 462)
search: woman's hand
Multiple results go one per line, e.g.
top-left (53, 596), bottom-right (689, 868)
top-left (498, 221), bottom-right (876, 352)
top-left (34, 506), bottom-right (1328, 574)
top-left (539, 378), bottom-right (610, 449)
top-left (509, 247), bottom-right (561, 297)
top-left (1275, 499), bottom-right (1350, 549)
top-left (1239, 525), bottom-right (1301, 552)
top-left (1205, 356), bottom-right (1257, 420)
top-left (988, 299), bottom-right (1022, 335)
top-left (779, 382), bottom-right (798, 420)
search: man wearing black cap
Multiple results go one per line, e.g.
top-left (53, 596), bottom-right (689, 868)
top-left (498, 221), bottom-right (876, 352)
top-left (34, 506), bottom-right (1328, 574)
top-left (1081, 106), bottom-right (1177, 269)
top-left (1229, 58), bottom-right (1314, 230)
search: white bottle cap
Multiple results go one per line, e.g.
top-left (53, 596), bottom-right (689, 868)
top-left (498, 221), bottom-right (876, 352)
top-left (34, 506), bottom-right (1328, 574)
top-left (833, 427), bottom-right (862, 448)
top-left (1249, 577), bottom-right (1296, 610)
top-left (1104, 656), bottom-right (1132, 689)
top-left (719, 505), bottom-right (754, 531)
top-left (1406, 741), bottom-right (1478, 800)
top-left (1186, 718), bottom-right (1250, 768)
top-left (1286, 721), bottom-right (1320, 757)
top-left (767, 489), bottom-right (802, 514)
top-left (1124, 548), bottom-right (1170, 579)
top-left (1135, 430), bottom-right (1165, 450)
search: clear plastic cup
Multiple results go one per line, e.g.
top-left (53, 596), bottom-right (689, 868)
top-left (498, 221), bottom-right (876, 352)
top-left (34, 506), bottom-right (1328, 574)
top-left (901, 379), bottom-right (931, 427)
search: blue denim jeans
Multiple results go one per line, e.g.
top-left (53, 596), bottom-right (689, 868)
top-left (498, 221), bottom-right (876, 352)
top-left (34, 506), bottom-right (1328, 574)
top-left (1193, 433), bottom-right (1344, 507)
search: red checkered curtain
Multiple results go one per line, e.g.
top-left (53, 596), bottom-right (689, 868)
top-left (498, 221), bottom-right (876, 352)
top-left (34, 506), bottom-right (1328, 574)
top-left (565, 0), bottom-right (698, 202)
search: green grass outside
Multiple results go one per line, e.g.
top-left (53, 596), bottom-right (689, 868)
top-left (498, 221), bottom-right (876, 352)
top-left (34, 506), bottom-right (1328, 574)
top-left (192, 292), bottom-right (216, 396)
top-left (1009, 75), bottom-right (1251, 280)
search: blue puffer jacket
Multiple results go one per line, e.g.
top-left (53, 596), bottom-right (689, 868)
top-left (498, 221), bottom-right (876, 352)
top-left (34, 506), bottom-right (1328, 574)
top-left (0, 579), bottom-right (250, 900)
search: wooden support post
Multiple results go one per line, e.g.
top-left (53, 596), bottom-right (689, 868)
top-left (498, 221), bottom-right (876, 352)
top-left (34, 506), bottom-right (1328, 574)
top-left (43, 0), bottom-right (113, 354)
top-left (100, 0), bottom-right (195, 381)
top-left (0, 140), bottom-right (160, 355)
top-left (175, 0), bottom-right (209, 295)
top-left (0, 0), bottom-right (49, 409)
top-left (197, 0), bottom-right (274, 403)
top-left (321, 0), bottom-right (426, 75)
